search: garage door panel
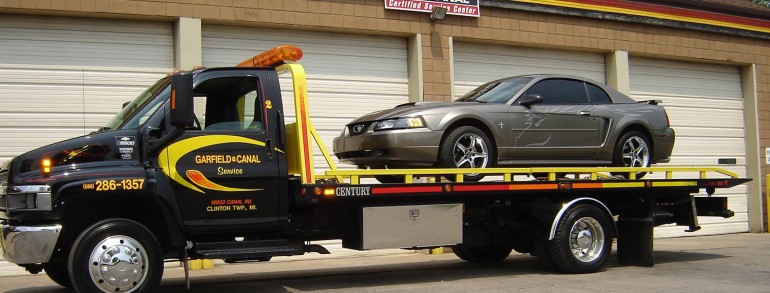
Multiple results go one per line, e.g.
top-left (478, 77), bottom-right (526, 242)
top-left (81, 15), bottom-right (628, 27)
top-left (631, 57), bottom-right (746, 237)
top-left (670, 137), bottom-right (745, 156)
top-left (632, 93), bottom-right (744, 109)
top-left (0, 129), bottom-right (87, 161)
top-left (203, 25), bottom-right (408, 171)
top-left (673, 127), bottom-right (745, 138)
top-left (0, 15), bottom-right (172, 163)
top-left (453, 43), bottom-right (605, 100)
top-left (663, 156), bottom-right (746, 167)
top-left (1, 15), bottom-right (172, 68)
top-left (306, 79), bottom-right (408, 95)
top-left (630, 57), bottom-right (741, 99)
top-left (665, 109), bottom-right (745, 129)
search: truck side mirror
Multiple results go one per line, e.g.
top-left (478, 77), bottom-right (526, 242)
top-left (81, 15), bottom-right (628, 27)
top-left (170, 72), bottom-right (195, 128)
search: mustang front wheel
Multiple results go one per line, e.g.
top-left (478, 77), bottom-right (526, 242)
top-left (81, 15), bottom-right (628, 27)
top-left (438, 126), bottom-right (494, 182)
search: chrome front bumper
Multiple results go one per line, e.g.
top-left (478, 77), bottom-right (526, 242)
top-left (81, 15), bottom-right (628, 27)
top-left (1, 224), bottom-right (61, 264)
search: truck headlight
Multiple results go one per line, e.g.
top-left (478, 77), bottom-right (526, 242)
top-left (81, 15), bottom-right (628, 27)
top-left (374, 117), bottom-right (425, 131)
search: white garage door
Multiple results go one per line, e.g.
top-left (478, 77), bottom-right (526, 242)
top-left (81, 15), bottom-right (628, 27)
top-left (453, 42), bottom-right (606, 98)
top-left (630, 57), bottom-right (747, 237)
top-left (202, 25), bottom-right (409, 171)
top-left (0, 15), bottom-right (173, 163)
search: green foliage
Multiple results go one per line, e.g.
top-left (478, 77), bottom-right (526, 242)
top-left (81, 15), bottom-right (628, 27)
top-left (750, 0), bottom-right (770, 7)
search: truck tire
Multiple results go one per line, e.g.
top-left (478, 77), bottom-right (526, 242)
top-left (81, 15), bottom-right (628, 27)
top-left (530, 240), bottom-right (556, 270)
top-left (547, 204), bottom-right (612, 273)
top-left (68, 219), bottom-right (163, 293)
top-left (438, 126), bottom-right (494, 182)
top-left (44, 265), bottom-right (72, 288)
top-left (452, 244), bottom-right (512, 263)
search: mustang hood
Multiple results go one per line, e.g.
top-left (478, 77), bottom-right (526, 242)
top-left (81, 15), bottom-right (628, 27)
top-left (348, 101), bottom-right (477, 124)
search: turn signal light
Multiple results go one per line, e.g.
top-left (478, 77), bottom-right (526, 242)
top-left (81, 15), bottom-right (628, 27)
top-left (41, 158), bottom-right (52, 176)
top-left (236, 45), bottom-right (304, 67)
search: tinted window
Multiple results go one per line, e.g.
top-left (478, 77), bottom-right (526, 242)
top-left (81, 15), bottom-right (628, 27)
top-left (457, 77), bottom-right (532, 103)
top-left (587, 84), bottom-right (612, 104)
top-left (524, 79), bottom-right (589, 105)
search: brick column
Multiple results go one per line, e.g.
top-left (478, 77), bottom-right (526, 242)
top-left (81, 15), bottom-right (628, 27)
top-left (421, 31), bottom-right (453, 102)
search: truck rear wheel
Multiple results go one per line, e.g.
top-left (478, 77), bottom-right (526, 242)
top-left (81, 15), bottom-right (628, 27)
top-left (547, 204), bottom-right (612, 273)
top-left (452, 244), bottom-right (512, 263)
top-left (68, 219), bottom-right (163, 293)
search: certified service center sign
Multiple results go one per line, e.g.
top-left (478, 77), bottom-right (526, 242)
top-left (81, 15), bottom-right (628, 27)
top-left (385, 0), bottom-right (480, 17)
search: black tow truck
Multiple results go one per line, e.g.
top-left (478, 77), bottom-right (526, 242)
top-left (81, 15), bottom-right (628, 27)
top-left (0, 46), bottom-right (750, 293)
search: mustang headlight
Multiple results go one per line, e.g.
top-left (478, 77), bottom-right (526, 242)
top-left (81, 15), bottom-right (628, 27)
top-left (374, 117), bottom-right (425, 131)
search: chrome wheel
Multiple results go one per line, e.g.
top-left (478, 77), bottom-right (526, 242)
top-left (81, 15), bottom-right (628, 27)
top-left (452, 133), bottom-right (489, 170)
top-left (620, 136), bottom-right (650, 168)
top-left (439, 126), bottom-right (494, 182)
top-left (88, 235), bottom-right (148, 293)
top-left (569, 217), bottom-right (605, 263)
top-left (548, 204), bottom-right (612, 273)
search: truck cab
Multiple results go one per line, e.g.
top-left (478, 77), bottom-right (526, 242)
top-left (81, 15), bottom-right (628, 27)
top-left (0, 47), bottom-right (305, 292)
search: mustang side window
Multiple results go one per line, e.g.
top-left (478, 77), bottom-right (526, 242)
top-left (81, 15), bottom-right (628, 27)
top-left (526, 79), bottom-right (590, 105)
top-left (586, 83), bottom-right (612, 104)
top-left (191, 76), bottom-right (264, 132)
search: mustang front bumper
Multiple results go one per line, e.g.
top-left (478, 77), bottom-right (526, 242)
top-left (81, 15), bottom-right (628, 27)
top-left (333, 128), bottom-right (443, 168)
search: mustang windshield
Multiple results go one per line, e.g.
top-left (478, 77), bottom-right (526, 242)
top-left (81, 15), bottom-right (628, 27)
top-left (456, 77), bottom-right (532, 104)
top-left (103, 77), bottom-right (171, 131)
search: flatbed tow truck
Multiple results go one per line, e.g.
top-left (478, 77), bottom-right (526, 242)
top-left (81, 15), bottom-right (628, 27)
top-left (0, 46), bottom-right (751, 293)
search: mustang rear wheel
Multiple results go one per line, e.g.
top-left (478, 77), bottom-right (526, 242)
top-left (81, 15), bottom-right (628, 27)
top-left (612, 131), bottom-right (651, 179)
top-left (439, 126), bottom-right (494, 182)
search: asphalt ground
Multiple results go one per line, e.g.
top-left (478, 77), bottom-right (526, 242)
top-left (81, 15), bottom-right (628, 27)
top-left (1, 233), bottom-right (769, 292)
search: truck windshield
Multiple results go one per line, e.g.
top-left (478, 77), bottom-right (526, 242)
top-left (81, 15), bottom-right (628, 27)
top-left (103, 77), bottom-right (171, 131)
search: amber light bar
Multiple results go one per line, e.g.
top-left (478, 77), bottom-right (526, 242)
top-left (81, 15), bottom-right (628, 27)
top-left (236, 45), bottom-right (304, 67)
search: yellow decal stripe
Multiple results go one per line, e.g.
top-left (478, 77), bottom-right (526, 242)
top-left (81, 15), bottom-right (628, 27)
top-left (652, 181), bottom-right (698, 187)
top-left (158, 135), bottom-right (266, 194)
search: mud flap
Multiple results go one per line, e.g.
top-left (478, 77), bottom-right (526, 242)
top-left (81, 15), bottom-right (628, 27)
top-left (617, 217), bottom-right (654, 267)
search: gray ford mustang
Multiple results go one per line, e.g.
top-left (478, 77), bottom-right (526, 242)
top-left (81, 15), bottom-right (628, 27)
top-left (333, 74), bottom-right (674, 182)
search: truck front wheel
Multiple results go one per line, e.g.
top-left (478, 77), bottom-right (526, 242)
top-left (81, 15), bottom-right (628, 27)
top-left (68, 219), bottom-right (163, 293)
top-left (547, 204), bottom-right (612, 273)
top-left (44, 265), bottom-right (72, 288)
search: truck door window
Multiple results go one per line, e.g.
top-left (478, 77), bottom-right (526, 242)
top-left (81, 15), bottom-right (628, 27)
top-left (191, 76), bottom-right (264, 132)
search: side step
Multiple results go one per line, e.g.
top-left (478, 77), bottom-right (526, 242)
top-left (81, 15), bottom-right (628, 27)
top-left (191, 239), bottom-right (330, 259)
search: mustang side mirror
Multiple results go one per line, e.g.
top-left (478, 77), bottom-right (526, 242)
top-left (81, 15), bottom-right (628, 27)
top-left (122, 101), bottom-right (130, 109)
top-left (170, 72), bottom-right (195, 128)
top-left (519, 94), bottom-right (543, 107)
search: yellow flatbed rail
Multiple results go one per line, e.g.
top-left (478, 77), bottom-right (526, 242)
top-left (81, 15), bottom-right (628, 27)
top-left (321, 167), bottom-right (739, 184)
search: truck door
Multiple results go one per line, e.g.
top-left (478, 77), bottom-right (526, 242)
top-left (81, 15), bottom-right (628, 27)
top-left (159, 70), bottom-right (286, 232)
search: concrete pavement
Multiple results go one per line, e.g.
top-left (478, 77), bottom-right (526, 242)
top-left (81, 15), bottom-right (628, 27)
top-left (1, 233), bottom-right (769, 292)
